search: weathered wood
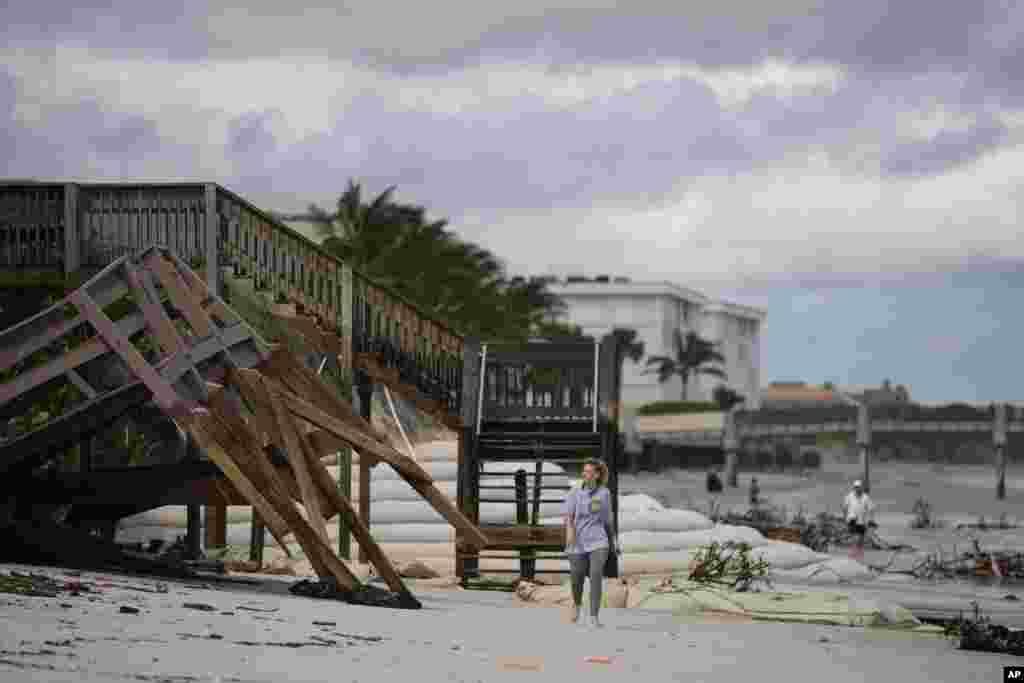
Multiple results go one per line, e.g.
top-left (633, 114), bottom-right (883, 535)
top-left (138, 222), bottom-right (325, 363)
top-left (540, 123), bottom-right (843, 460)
top-left (204, 502), bottom-right (227, 550)
top-left (276, 383), bottom-right (422, 480)
top-left (249, 509), bottom-right (265, 566)
top-left (184, 415), bottom-right (293, 557)
top-left (0, 311), bottom-right (146, 408)
top-left (297, 420), bottom-right (410, 597)
top-left (259, 371), bottom-right (488, 549)
top-left (226, 373), bottom-right (339, 520)
top-left (259, 348), bottom-right (384, 442)
top-left (144, 250), bottom-right (216, 339)
top-left (355, 352), bottom-right (460, 428)
top-left (265, 382), bottom-right (330, 543)
top-left (122, 259), bottom-right (183, 356)
top-left (356, 377), bottom-right (373, 566)
top-left (203, 389), bottom-right (359, 588)
top-left (68, 289), bottom-right (184, 414)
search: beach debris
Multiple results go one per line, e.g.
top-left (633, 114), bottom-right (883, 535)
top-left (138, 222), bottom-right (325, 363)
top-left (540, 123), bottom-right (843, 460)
top-left (497, 657), bottom-right (543, 671)
top-left (397, 560), bottom-right (440, 579)
top-left (945, 602), bottom-right (1024, 656)
top-left (584, 655), bottom-right (613, 664)
top-left (955, 513), bottom-right (1018, 531)
top-left (118, 606), bottom-right (140, 615)
top-left (876, 539), bottom-right (1024, 580)
top-left (289, 578), bottom-right (421, 610)
top-left (688, 541), bottom-right (771, 592)
top-left (182, 602), bottom-right (217, 612)
top-left (236, 604), bottom-right (279, 613)
top-left (911, 498), bottom-right (943, 529)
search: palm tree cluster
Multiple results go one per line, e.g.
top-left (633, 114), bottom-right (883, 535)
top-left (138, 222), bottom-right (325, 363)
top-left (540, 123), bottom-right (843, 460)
top-left (308, 181), bottom-right (568, 342)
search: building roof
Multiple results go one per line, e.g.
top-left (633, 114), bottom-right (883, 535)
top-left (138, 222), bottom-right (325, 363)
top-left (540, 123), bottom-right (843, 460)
top-left (703, 300), bottom-right (767, 321)
top-left (547, 279), bottom-right (709, 304)
top-left (762, 385), bottom-right (841, 404)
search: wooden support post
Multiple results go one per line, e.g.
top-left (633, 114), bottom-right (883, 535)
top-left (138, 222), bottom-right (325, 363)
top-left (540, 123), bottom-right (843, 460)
top-left (995, 403), bottom-right (1007, 501)
top-left (857, 403), bottom-right (871, 493)
top-left (515, 469), bottom-right (535, 580)
top-left (204, 502), bottom-right (227, 551)
top-left (724, 410), bottom-right (739, 488)
top-left (80, 436), bottom-right (93, 473)
top-left (337, 447), bottom-right (352, 560)
top-left (186, 504), bottom-right (202, 560)
top-left (204, 184), bottom-right (220, 298)
top-left (356, 372), bottom-right (373, 564)
top-left (249, 509), bottom-right (265, 566)
top-left (63, 183), bottom-right (79, 276)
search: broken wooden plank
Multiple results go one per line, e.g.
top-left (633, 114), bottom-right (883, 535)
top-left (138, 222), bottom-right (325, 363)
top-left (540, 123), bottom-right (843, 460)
top-left (144, 251), bottom-right (216, 339)
top-left (122, 259), bottom-right (184, 356)
top-left (184, 415), bottom-right (293, 558)
top-left (274, 381), bottom-right (426, 481)
top-left (0, 311), bottom-right (147, 408)
top-left (68, 289), bottom-right (184, 415)
top-left (265, 381), bottom-right (330, 544)
top-left (276, 382), bottom-right (489, 550)
top-left (259, 349), bottom-right (385, 441)
top-left (226, 373), bottom-right (340, 521)
top-left (298, 427), bottom-right (410, 597)
top-left (204, 388), bottom-right (359, 589)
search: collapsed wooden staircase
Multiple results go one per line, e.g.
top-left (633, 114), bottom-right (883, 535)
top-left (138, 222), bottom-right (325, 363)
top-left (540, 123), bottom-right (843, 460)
top-left (0, 246), bottom-right (487, 605)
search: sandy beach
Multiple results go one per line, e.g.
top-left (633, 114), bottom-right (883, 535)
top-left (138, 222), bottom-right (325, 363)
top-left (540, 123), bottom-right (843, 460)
top-left (0, 561), bottom-right (1017, 683)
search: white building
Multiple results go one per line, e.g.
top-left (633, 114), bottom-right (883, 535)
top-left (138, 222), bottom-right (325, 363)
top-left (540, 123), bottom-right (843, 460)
top-left (545, 277), bottom-right (766, 451)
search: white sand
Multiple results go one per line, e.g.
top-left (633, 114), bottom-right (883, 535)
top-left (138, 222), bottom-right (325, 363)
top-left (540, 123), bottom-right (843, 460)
top-left (0, 561), bottom-right (1015, 683)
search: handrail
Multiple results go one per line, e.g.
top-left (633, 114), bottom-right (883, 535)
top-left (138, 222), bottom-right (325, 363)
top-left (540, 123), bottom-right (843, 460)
top-left (214, 183), bottom-right (465, 340)
top-left (0, 181), bottom-right (464, 341)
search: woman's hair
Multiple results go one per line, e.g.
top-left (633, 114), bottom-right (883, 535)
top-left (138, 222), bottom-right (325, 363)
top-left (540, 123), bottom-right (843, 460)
top-left (583, 457), bottom-right (609, 487)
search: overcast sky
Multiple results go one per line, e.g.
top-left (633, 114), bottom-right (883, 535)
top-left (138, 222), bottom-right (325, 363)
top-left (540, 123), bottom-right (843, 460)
top-left (2, 1), bottom-right (1021, 402)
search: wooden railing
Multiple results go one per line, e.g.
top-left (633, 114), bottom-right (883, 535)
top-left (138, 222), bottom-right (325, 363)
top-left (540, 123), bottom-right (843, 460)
top-left (479, 341), bottom-right (600, 423)
top-left (0, 181), bottom-right (466, 417)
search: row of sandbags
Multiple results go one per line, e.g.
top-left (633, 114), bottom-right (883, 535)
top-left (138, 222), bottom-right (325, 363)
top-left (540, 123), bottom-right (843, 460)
top-left (113, 440), bottom-right (876, 584)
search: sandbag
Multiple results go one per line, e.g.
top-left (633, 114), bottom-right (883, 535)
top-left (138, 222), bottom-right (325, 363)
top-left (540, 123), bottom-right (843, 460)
top-left (619, 494), bottom-right (665, 513)
top-left (413, 441), bottom-right (459, 462)
top-left (398, 560), bottom-right (441, 579)
top-left (619, 509), bottom-right (715, 533)
top-left (750, 541), bottom-right (830, 570)
top-left (771, 557), bottom-right (876, 584)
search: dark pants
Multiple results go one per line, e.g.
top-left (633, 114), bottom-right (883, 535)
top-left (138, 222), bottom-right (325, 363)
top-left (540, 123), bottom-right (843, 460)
top-left (569, 547), bottom-right (609, 617)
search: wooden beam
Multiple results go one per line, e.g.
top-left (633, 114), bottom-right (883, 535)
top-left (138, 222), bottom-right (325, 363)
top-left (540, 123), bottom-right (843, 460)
top-left (225, 374), bottom-right (339, 520)
top-left (183, 415), bottom-right (293, 557)
top-left (204, 388), bottom-right (359, 588)
top-left (276, 381), bottom-right (489, 549)
top-left (297, 417), bottom-right (411, 597)
top-left (265, 381), bottom-right (330, 544)
top-left (275, 380), bottom-right (426, 481)
top-left (0, 311), bottom-right (147, 408)
top-left (122, 259), bottom-right (184, 356)
top-left (68, 289), bottom-right (183, 414)
top-left (258, 348), bottom-right (386, 442)
top-left (144, 251), bottom-right (216, 339)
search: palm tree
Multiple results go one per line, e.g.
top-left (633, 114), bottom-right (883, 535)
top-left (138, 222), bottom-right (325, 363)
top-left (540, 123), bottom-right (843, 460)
top-left (643, 329), bottom-right (726, 400)
top-left (712, 385), bottom-right (745, 411)
top-left (307, 180), bottom-right (565, 343)
top-left (608, 327), bottom-right (645, 365)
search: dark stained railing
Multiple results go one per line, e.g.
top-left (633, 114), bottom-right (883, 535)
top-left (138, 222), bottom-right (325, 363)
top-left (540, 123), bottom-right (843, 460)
top-left (0, 181), bottom-right (466, 416)
top-left (480, 342), bottom-right (598, 422)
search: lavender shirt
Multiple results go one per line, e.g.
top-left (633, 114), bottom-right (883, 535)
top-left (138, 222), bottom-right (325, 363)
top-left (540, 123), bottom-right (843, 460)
top-left (562, 485), bottom-right (612, 555)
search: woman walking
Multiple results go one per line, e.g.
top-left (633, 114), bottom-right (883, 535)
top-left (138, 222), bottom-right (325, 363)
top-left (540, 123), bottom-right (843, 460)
top-left (563, 457), bottom-right (617, 628)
